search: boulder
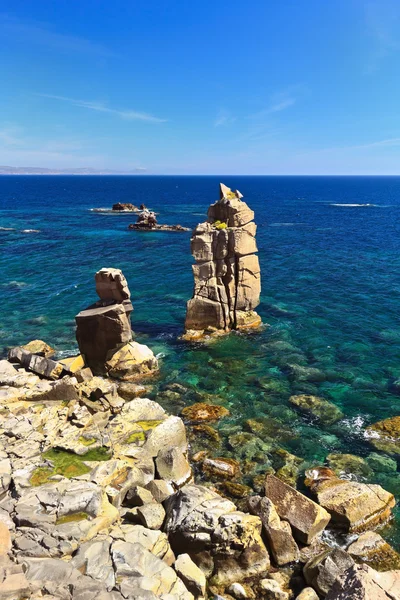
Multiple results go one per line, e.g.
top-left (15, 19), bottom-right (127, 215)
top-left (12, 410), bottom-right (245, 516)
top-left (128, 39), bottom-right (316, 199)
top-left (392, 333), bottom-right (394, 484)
top-left (76, 302), bottom-right (133, 373)
top-left (137, 502), bottom-right (166, 530)
top-left (71, 538), bottom-right (115, 590)
top-left (304, 548), bottom-right (355, 596)
top-left (175, 553), bottom-right (207, 598)
top-left (156, 447), bottom-right (193, 488)
top-left (120, 523), bottom-right (175, 565)
top-left (8, 347), bottom-right (63, 380)
top-left (59, 354), bottom-right (86, 375)
top-left (164, 484), bottom-right (270, 585)
top-left (365, 415), bottom-right (400, 456)
top-left (146, 479), bottom-right (175, 503)
top-left (325, 564), bottom-right (400, 600)
top-left (110, 541), bottom-right (193, 599)
top-left (295, 589), bottom-right (319, 600)
top-left (347, 531), bottom-right (400, 571)
top-left (259, 578), bottom-right (289, 600)
top-left (248, 496), bottom-right (299, 566)
top-left (21, 339), bottom-right (55, 358)
top-left (95, 267), bottom-right (131, 302)
top-left (289, 394), bottom-right (343, 425)
top-left (202, 457), bottom-right (240, 480)
top-left (105, 341), bottom-right (158, 380)
top-left (264, 474), bottom-right (331, 544)
top-left (181, 402), bottom-right (230, 423)
top-left (184, 184), bottom-right (261, 338)
top-left (305, 468), bottom-right (395, 533)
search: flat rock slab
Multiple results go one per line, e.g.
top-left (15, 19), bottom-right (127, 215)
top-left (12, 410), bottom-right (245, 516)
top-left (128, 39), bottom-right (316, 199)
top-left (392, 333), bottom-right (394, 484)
top-left (264, 474), bottom-right (331, 545)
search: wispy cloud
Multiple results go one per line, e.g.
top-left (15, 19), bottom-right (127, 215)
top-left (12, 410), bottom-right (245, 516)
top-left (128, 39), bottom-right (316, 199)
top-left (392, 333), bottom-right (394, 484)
top-left (298, 137), bottom-right (400, 158)
top-left (214, 109), bottom-right (236, 127)
top-left (36, 94), bottom-right (167, 123)
top-left (247, 91), bottom-right (297, 120)
top-left (0, 14), bottom-right (116, 58)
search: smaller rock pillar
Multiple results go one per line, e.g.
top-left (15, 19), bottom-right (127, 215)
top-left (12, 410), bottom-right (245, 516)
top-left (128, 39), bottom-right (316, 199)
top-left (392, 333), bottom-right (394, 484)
top-left (75, 268), bottom-right (133, 374)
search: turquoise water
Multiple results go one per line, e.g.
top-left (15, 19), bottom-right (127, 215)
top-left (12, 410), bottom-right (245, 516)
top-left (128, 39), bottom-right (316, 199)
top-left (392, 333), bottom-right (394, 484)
top-left (1, 175), bottom-right (400, 547)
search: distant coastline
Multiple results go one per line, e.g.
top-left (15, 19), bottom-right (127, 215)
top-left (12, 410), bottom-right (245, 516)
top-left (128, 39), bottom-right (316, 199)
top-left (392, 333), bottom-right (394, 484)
top-left (0, 166), bottom-right (147, 175)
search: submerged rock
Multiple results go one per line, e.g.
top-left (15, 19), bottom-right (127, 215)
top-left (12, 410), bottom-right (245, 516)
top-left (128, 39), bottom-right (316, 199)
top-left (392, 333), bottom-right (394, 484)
top-left (181, 402), bottom-right (230, 423)
top-left (184, 183), bottom-right (261, 339)
top-left (347, 531), bottom-right (400, 571)
top-left (365, 415), bottom-right (400, 456)
top-left (264, 474), bottom-right (331, 545)
top-left (326, 453), bottom-right (373, 479)
top-left (305, 467), bottom-right (395, 533)
top-left (289, 394), bottom-right (344, 425)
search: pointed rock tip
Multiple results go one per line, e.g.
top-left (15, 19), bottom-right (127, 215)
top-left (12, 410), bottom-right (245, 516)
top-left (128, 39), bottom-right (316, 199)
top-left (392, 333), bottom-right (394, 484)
top-left (219, 183), bottom-right (243, 200)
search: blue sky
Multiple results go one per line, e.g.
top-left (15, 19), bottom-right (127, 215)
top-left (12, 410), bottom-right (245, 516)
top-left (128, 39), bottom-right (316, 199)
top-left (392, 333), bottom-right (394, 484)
top-left (1, 0), bottom-right (400, 174)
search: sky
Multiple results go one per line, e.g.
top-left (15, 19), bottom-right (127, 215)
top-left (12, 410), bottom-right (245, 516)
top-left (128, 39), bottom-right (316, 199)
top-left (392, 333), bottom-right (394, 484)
top-left (1, 0), bottom-right (400, 174)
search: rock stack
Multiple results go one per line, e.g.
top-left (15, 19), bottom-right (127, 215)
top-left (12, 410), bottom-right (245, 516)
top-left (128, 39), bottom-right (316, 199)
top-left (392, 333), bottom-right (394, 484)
top-left (184, 183), bottom-right (261, 339)
top-left (76, 268), bottom-right (158, 379)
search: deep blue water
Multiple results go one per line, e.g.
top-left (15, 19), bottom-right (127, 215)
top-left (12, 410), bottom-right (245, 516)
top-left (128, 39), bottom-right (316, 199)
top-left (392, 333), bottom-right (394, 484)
top-left (1, 175), bottom-right (400, 548)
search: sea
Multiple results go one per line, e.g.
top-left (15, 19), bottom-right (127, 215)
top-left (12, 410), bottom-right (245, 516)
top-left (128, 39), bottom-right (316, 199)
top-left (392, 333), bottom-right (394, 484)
top-left (1, 175), bottom-right (400, 549)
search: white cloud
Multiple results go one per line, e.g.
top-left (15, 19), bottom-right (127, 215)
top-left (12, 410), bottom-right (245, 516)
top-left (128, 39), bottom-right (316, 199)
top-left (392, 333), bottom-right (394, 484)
top-left (36, 93), bottom-right (167, 123)
top-left (0, 14), bottom-right (116, 57)
top-left (214, 109), bottom-right (236, 127)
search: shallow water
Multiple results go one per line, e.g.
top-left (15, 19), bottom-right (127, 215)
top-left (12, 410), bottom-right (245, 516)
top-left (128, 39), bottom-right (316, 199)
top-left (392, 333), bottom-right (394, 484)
top-left (1, 175), bottom-right (400, 547)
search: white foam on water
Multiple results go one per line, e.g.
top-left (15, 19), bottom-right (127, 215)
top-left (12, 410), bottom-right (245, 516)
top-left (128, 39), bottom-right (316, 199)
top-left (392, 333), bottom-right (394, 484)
top-left (330, 203), bottom-right (377, 207)
top-left (21, 229), bottom-right (40, 233)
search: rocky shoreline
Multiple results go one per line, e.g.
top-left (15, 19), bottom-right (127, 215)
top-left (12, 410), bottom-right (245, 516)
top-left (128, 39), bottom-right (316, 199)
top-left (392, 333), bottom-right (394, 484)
top-left (0, 342), bottom-right (399, 600)
top-left (1, 186), bottom-right (399, 599)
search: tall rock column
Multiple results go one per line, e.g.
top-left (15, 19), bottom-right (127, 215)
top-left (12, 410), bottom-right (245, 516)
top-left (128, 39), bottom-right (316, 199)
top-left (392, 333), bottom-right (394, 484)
top-left (184, 184), bottom-right (261, 339)
top-left (76, 268), bottom-right (158, 379)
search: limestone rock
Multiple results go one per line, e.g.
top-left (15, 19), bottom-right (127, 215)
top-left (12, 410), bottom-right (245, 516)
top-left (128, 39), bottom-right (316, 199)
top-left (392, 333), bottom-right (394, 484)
top-left (295, 588), bottom-right (319, 600)
top-left (0, 522), bottom-right (11, 556)
top-left (175, 553), bottom-right (207, 598)
top-left (365, 415), bottom-right (400, 456)
top-left (202, 457), bottom-right (240, 480)
top-left (21, 339), bottom-right (55, 358)
top-left (137, 502), bottom-right (166, 530)
top-left (264, 474), bottom-right (331, 544)
top-left (248, 495), bottom-right (299, 566)
top-left (111, 541), bottom-right (193, 599)
top-left (95, 267), bottom-right (131, 302)
top-left (164, 484), bottom-right (270, 585)
top-left (8, 347), bottom-right (63, 380)
top-left (59, 354), bottom-right (86, 375)
top-left (325, 564), bottom-right (400, 600)
top-left (259, 578), bottom-right (289, 600)
top-left (146, 479), bottom-right (175, 503)
top-left (305, 468), bottom-right (395, 533)
top-left (76, 302), bottom-right (133, 373)
top-left (181, 402), bottom-right (230, 423)
top-left (105, 341), bottom-right (158, 380)
top-left (156, 447), bottom-right (193, 488)
top-left (71, 538), bottom-right (115, 590)
top-left (304, 548), bottom-right (355, 596)
top-left (120, 523), bottom-right (175, 565)
top-left (184, 184), bottom-right (261, 337)
top-left (347, 531), bottom-right (400, 571)
top-left (289, 394), bottom-right (343, 425)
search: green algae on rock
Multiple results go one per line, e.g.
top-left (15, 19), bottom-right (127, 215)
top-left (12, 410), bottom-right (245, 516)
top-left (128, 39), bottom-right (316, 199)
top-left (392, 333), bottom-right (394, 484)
top-left (289, 394), bottom-right (344, 425)
top-left (365, 415), bottom-right (400, 456)
top-left (180, 402), bottom-right (230, 423)
top-left (55, 512), bottom-right (90, 526)
top-left (29, 447), bottom-right (110, 486)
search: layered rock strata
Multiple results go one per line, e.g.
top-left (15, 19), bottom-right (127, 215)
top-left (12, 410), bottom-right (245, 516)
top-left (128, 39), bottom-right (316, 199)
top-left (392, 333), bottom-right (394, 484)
top-left (184, 183), bottom-right (261, 339)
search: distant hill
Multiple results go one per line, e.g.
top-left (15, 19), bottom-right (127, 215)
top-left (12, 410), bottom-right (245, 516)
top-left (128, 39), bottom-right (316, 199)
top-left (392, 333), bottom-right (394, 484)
top-left (0, 166), bottom-right (147, 175)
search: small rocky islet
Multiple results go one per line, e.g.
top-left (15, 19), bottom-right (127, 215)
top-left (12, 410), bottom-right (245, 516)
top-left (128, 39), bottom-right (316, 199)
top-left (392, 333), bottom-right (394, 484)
top-left (0, 185), bottom-right (399, 600)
